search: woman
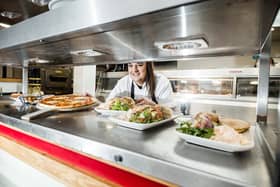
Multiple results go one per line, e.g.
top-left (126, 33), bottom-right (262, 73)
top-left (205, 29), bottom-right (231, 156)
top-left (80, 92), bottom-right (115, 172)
top-left (107, 62), bottom-right (173, 105)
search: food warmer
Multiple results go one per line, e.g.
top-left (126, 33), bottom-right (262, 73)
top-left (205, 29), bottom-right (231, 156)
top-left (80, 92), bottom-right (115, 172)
top-left (0, 0), bottom-right (279, 186)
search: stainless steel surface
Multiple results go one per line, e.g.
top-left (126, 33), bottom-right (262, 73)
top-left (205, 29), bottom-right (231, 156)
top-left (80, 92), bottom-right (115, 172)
top-left (0, 0), bottom-right (279, 66)
top-left (0, 102), bottom-right (274, 186)
top-left (259, 0), bottom-right (280, 50)
top-left (257, 34), bottom-right (271, 123)
top-left (0, 0), bottom-right (48, 27)
top-left (21, 108), bottom-right (57, 121)
top-left (274, 63), bottom-right (280, 187)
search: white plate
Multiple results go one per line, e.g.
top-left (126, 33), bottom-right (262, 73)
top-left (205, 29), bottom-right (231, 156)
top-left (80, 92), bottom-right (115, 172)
top-left (36, 102), bottom-right (96, 112)
top-left (176, 126), bottom-right (255, 152)
top-left (109, 115), bottom-right (180, 130)
top-left (94, 107), bottom-right (128, 116)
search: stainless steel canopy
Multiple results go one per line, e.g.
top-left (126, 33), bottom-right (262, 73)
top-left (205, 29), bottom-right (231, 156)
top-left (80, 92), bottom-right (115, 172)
top-left (0, 0), bottom-right (279, 66)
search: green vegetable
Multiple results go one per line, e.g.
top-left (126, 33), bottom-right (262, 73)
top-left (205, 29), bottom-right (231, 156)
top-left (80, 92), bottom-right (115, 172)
top-left (129, 108), bottom-right (163, 123)
top-left (110, 99), bottom-right (130, 111)
top-left (176, 121), bottom-right (214, 138)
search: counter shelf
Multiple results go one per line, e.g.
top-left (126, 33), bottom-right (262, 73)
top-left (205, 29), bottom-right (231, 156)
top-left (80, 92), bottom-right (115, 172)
top-left (0, 102), bottom-right (273, 187)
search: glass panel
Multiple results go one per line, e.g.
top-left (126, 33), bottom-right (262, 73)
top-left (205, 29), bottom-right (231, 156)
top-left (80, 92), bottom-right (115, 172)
top-left (236, 77), bottom-right (280, 98)
top-left (101, 78), bottom-right (119, 91)
top-left (170, 78), bottom-right (233, 96)
top-left (95, 77), bottom-right (119, 101)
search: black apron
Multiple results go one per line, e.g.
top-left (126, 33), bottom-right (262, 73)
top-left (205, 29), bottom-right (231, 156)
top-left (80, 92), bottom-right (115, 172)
top-left (131, 82), bottom-right (157, 104)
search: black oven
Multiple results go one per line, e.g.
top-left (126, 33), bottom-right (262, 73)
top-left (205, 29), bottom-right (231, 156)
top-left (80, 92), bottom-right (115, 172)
top-left (41, 68), bottom-right (73, 95)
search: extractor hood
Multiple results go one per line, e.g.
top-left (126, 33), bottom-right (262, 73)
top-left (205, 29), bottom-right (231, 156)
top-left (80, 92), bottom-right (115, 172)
top-left (0, 0), bottom-right (279, 66)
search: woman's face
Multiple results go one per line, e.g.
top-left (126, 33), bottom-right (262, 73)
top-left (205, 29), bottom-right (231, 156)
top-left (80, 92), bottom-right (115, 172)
top-left (128, 62), bottom-right (147, 85)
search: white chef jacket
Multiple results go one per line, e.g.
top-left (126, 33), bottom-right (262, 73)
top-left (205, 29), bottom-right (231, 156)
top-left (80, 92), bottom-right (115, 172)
top-left (107, 73), bottom-right (173, 104)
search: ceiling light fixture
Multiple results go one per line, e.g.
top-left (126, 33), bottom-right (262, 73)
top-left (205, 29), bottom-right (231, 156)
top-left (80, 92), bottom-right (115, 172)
top-left (0, 23), bottom-right (11, 28)
top-left (250, 81), bottom-right (258, 85)
top-left (27, 0), bottom-right (52, 6)
top-left (0, 11), bottom-right (21, 19)
top-left (70, 49), bottom-right (105, 57)
top-left (27, 57), bottom-right (50, 64)
top-left (155, 38), bottom-right (209, 51)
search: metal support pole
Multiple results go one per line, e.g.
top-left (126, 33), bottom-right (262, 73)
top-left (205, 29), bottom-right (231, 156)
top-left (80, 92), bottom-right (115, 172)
top-left (275, 99), bottom-right (280, 186)
top-left (22, 61), bottom-right (28, 95)
top-left (275, 59), bottom-right (280, 186)
top-left (256, 34), bottom-right (271, 123)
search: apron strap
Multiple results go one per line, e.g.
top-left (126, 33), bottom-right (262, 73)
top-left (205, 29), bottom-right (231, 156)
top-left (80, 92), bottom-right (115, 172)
top-left (151, 93), bottom-right (158, 104)
top-left (131, 82), bottom-right (158, 104)
top-left (130, 82), bottom-right (135, 100)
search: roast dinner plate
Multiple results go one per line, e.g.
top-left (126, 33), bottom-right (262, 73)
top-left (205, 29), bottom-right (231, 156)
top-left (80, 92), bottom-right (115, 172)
top-left (176, 117), bottom-right (255, 152)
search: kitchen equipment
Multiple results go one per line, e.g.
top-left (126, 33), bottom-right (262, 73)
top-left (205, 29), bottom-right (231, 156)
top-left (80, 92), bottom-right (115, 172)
top-left (41, 68), bottom-right (73, 95)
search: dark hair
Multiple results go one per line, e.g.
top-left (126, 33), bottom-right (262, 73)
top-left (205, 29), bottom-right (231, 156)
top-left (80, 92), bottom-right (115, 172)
top-left (145, 62), bottom-right (156, 97)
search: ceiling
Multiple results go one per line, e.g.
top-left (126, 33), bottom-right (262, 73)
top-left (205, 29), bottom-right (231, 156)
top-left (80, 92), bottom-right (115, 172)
top-left (0, 0), bottom-right (48, 28)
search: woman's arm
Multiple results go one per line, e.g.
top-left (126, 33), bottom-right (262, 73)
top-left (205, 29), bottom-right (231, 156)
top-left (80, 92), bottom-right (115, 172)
top-left (135, 97), bottom-right (156, 105)
top-left (106, 76), bottom-right (130, 101)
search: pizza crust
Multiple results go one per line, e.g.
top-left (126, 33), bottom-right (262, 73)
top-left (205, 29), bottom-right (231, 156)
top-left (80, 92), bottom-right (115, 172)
top-left (38, 94), bottom-right (95, 109)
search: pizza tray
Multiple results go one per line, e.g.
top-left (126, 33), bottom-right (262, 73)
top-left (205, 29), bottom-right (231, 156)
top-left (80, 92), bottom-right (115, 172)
top-left (21, 103), bottom-right (96, 121)
top-left (36, 102), bottom-right (96, 111)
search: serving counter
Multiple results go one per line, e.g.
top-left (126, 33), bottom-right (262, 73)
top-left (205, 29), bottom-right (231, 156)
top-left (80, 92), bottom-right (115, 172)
top-left (0, 98), bottom-right (273, 187)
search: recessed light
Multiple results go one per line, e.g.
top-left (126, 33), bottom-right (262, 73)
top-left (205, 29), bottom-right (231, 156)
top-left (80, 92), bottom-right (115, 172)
top-left (0, 11), bottom-right (21, 19)
top-left (155, 38), bottom-right (209, 51)
top-left (70, 49), bottom-right (105, 57)
top-left (28, 0), bottom-right (51, 6)
top-left (250, 81), bottom-right (258, 85)
top-left (27, 57), bottom-right (50, 64)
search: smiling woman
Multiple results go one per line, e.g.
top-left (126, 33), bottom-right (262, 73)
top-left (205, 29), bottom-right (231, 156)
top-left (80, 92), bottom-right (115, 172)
top-left (107, 61), bottom-right (173, 105)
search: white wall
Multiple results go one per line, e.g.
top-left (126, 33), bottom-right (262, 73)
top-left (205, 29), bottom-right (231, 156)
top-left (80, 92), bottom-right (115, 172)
top-left (178, 56), bottom-right (255, 70)
top-left (0, 82), bottom-right (22, 93)
top-left (73, 65), bottom-right (96, 96)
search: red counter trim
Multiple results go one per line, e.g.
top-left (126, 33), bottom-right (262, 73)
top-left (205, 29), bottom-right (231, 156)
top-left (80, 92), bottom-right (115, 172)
top-left (0, 123), bottom-right (170, 187)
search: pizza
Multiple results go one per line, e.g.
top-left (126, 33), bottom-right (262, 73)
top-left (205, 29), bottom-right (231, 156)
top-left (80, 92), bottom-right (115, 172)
top-left (10, 93), bottom-right (22, 99)
top-left (38, 94), bottom-right (95, 109)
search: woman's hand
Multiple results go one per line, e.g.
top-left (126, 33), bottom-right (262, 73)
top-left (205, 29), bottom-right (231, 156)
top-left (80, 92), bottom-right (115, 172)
top-left (85, 92), bottom-right (92, 97)
top-left (135, 97), bottom-right (156, 105)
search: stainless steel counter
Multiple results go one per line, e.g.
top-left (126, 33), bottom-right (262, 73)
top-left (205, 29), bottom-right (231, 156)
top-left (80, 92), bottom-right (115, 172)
top-left (0, 101), bottom-right (272, 187)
